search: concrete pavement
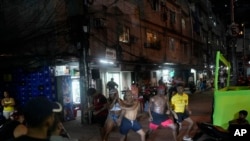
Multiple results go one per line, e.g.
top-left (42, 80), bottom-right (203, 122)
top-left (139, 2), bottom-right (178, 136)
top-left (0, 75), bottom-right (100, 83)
top-left (63, 90), bottom-right (214, 141)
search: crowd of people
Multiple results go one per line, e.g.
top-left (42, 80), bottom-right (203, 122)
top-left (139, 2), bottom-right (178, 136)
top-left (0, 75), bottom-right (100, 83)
top-left (85, 77), bottom-right (249, 141)
top-left (0, 76), bottom-right (249, 141)
top-left (86, 78), bottom-right (196, 141)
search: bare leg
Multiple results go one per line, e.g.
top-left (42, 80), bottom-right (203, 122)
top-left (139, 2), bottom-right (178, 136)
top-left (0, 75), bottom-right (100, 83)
top-left (176, 122), bottom-right (181, 135)
top-left (168, 124), bottom-right (177, 141)
top-left (184, 117), bottom-right (194, 137)
top-left (136, 129), bottom-right (145, 141)
top-left (102, 118), bottom-right (115, 141)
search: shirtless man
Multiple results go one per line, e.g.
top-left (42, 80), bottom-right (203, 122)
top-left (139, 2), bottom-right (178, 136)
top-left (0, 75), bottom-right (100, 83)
top-left (102, 89), bottom-right (122, 141)
top-left (147, 85), bottom-right (177, 141)
top-left (118, 90), bottom-right (145, 141)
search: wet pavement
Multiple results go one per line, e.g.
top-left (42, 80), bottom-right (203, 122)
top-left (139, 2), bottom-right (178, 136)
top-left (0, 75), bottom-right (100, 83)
top-left (63, 90), bottom-right (214, 141)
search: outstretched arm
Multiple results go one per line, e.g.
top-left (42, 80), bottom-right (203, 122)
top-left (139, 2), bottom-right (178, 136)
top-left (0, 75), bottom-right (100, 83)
top-left (119, 99), bottom-right (138, 110)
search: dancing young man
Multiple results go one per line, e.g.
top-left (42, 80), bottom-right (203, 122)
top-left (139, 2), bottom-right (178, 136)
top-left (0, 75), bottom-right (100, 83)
top-left (102, 89), bottom-right (122, 141)
top-left (171, 84), bottom-right (194, 141)
top-left (147, 85), bottom-right (177, 141)
top-left (118, 90), bottom-right (145, 141)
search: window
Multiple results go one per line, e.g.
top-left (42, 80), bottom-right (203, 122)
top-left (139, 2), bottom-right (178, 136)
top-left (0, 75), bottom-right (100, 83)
top-left (181, 18), bottom-right (186, 29)
top-left (161, 6), bottom-right (168, 21)
top-left (150, 0), bottom-right (160, 11)
top-left (169, 38), bottom-right (175, 51)
top-left (170, 10), bottom-right (176, 24)
top-left (147, 31), bottom-right (157, 43)
top-left (183, 43), bottom-right (187, 55)
top-left (119, 26), bottom-right (130, 43)
top-left (145, 30), bottom-right (160, 49)
top-left (183, 42), bottom-right (190, 57)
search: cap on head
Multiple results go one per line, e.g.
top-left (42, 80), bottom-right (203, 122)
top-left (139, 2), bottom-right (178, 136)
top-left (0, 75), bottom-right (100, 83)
top-left (23, 97), bottom-right (62, 127)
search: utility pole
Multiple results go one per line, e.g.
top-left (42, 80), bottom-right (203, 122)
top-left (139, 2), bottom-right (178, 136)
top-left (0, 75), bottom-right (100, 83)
top-left (79, 0), bottom-right (89, 124)
top-left (67, 0), bottom-right (89, 124)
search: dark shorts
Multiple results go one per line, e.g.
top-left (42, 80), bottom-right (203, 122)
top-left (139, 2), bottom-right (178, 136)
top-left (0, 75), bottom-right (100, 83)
top-left (119, 117), bottom-right (142, 135)
top-left (150, 111), bottom-right (170, 125)
top-left (175, 111), bottom-right (189, 123)
top-left (150, 111), bottom-right (173, 130)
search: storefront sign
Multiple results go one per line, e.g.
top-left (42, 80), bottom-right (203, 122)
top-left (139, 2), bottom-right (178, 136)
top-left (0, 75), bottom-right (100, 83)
top-left (106, 48), bottom-right (116, 60)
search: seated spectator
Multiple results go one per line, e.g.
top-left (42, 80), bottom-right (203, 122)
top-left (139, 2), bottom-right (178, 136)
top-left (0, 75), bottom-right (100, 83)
top-left (228, 110), bottom-right (249, 140)
top-left (0, 107), bottom-right (27, 141)
top-left (198, 110), bottom-right (249, 141)
top-left (12, 97), bottom-right (62, 141)
top-left (228, 110), bottom-right (249, 130)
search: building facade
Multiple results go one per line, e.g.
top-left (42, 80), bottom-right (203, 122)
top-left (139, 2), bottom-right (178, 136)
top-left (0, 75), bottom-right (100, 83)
top-left (86, 0), bottom-right (227, 95)
top-left (0, 0), bottom-right (229, 112)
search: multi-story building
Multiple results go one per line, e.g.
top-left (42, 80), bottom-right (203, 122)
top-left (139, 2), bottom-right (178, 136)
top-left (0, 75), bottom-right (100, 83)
top-left (87, 0), bottom-right (227, 95)
top-left (0, 0), bottom-right (228, 110)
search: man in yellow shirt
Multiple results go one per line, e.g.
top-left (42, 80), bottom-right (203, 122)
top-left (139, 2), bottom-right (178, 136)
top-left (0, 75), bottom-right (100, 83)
top-left (171, 84), bottom-right (194, 141)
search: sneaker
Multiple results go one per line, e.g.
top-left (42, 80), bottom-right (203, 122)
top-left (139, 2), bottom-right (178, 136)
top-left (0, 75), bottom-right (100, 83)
top-left (183, 136), bottom-right (193, 141)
